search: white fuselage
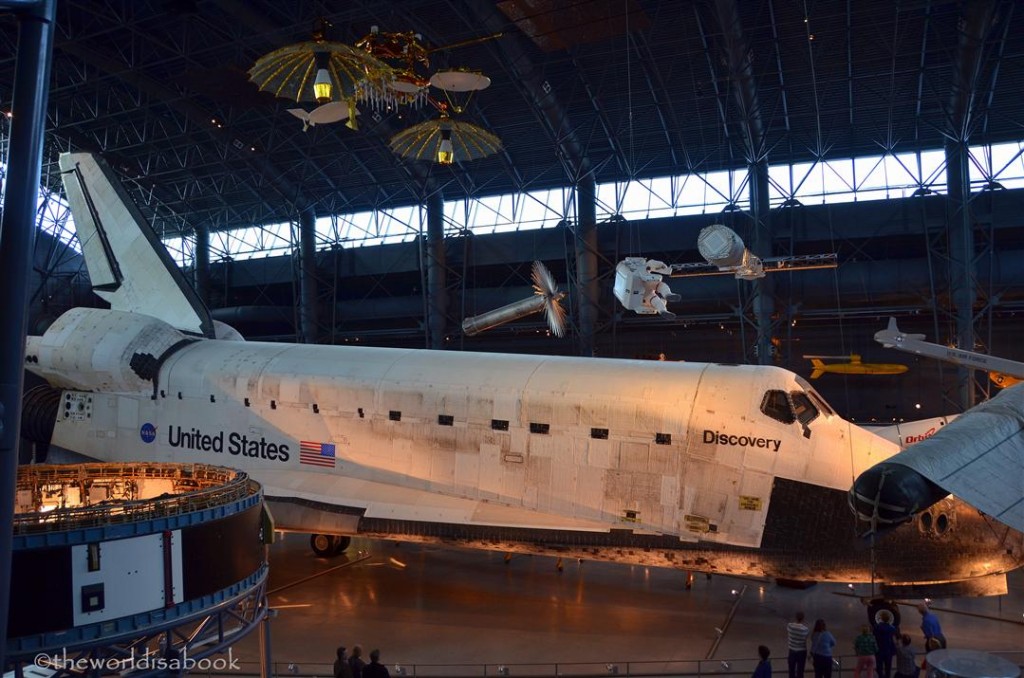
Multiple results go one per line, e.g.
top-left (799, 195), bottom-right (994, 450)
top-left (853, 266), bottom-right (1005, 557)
top-left (28, 308), bottom-right (897, 551)
top-left (34, 153), bottom-right (1024, 592)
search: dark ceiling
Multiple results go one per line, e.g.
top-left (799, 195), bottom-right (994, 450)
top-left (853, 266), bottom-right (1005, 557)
top-left (2, 0), bottom-right (1022, 239)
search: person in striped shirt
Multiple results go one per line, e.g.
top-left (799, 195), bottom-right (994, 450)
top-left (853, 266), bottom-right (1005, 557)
top-left (786, 611), bottom-right (810, 678)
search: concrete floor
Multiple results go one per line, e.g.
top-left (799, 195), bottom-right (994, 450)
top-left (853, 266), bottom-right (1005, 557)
top-left (228, 533), bottom-right (1024, 674)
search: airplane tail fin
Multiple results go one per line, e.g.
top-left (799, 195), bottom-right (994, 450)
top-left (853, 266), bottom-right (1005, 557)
top-left (59, 153), bottom-right (215, 338)
top-left (875, 317), bottom-right (925, 347)
top-left (810, 358), bottom-right (827, 379)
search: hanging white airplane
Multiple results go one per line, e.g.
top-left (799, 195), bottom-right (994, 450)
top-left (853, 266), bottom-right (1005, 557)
top-left (875, 317), bottom-right (1024, 389)
top-left (19, 153), bottom-right (1024, 599)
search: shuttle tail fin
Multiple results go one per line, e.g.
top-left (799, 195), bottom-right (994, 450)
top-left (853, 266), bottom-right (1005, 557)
top-left (810, 359), bottom-right (827, 379)
top-left (58, 152), bottom-right (214, 338)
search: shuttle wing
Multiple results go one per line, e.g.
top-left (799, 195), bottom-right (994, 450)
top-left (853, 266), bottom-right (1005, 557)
top-left (256, 469), bottom-right (641, 534)
top-left (854, 384), bottom-right (1024, 531)
top-left (59, 152), bottom-right (215, 338)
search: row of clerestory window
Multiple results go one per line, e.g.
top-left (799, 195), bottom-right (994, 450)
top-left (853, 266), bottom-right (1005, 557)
top-left (423, 412), bottom-right (669, 444)
top-left (227, 397), bottom-right (673, 445)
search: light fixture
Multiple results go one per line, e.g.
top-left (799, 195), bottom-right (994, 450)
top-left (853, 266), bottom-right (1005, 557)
top-left (313, 66), bottom-right (332, 104)
top-left (437, 128), bottom-right (454, 165)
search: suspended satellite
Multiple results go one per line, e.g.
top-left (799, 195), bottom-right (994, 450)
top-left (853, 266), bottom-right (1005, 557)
top-left (462, 261), bottom-right (567, 337)
top-left (682, 224), bottom-right (838, 279)
top-left (615, 224), bottom-right (837, 316)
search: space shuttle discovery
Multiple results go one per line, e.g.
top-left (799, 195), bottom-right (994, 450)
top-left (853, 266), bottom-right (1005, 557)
top-left (20, 153), bottom-right (1024, 597)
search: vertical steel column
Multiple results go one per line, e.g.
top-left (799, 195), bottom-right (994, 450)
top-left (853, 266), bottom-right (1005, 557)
top-left (945, 140), bottom-right (977, 409)
top-left (713, 0), bottom-right (772, 364)
top-left (298, 206), bottom-right (318, 344)
top-left (575, 176), bottom-right (599, 357)
top-left (749, 160), bottom-right (774, 365)
top-left (0, 0), bottom-right (56, 669)
top-left (259, 613), bottom-right (273, 678)
top-left (426, 192), bottom-right (446, 350)
top-left (194, 222), bottom-right (210, 307)
top-left (937, 0), bottom-right (997, 410)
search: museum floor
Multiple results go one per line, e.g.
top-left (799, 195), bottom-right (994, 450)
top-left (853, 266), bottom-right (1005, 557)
top-left (227, 533), bottom-right (1024, 675)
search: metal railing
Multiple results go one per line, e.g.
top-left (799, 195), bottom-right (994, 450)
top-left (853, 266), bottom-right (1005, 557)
top-left (185, 651), bottom-right (1024, 678)
top-left (13, 462), bottom-right (258, 534)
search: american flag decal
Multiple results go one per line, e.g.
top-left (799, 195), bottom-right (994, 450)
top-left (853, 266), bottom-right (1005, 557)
top-left (300, 440), bottom-right (336, 468)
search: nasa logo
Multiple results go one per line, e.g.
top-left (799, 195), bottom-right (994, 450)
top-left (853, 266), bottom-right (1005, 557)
top-left (140, 423), bottom-right (157, 443)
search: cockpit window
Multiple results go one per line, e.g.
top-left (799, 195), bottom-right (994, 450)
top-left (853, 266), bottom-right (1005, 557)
top-left (790, 392), bottom-right (820, 426)
top-left (794, 376), bottom-right (836, 416)
top-left (807, 390), bottom-right (835, 417)
top-left (761, 390), bottom-right (796, 424)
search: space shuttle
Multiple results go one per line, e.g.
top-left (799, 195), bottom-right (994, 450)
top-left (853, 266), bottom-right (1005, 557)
top-left (20, 153), bottom-right (1024, 597)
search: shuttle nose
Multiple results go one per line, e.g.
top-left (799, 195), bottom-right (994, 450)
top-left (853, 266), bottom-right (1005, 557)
top-left (849, 462), bottom-right (950, 525)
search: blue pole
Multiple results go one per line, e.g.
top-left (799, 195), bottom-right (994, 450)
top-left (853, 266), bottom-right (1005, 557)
top-left (0, 0), bottom-right (56, 668)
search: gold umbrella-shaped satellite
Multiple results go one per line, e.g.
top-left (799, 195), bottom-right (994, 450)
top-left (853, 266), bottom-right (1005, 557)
top-left (248, 41), bottom-right (387, 102)
top-left (462, 261), bottom-right (567, 337)
top-left (248, 20), bottom-right (389, 129)
top-left (389, 114), bottom-right (502, 165)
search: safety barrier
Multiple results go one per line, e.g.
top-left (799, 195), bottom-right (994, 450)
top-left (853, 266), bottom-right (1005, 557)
top-left (181, 650), bottom-right (1024, 678)
top-left (13, 462), bottom-right (256, 533)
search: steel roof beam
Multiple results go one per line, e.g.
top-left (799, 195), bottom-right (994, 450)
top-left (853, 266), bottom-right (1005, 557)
top-left (56, 40), bottom-right (304, 211)
top-left (947, 0), bottom-right (1000, 141)
top-left (456, 0), bottom-right (592, 181)
top-left (627, 32), bottom-right (682, 168)
top-left (693, 7), bottom-right (732, 151)
top-left (712, 0), bottom-right (766, 162)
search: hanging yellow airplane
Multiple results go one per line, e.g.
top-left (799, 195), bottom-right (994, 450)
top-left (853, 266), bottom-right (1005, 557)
top-left (804, 354), bottom-right (909, 379)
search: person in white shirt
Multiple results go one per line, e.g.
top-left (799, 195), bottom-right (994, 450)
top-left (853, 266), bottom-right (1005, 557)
top-left (787, 611), bottom-right (810, 678)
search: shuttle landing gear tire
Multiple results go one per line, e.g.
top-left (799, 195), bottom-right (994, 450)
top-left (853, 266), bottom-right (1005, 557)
top-left (866, 598), bottom-right (901, 628)
top-left (775, 578), bottom-right (816, 589)
top-left (311, 534), bottom-right (347, 557)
